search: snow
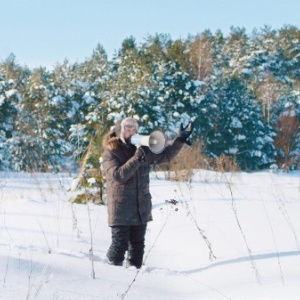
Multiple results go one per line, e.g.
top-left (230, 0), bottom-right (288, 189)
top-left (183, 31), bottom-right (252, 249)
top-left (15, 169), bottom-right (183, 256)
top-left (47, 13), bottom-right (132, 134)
top-left (83, 93), bottom-right (95, 105)
top-left (230, 117), bottom-right (242, 129)
top-left (50, 96), bottom-right (64, 106)
top-left (0, 95), bottom-right (5, 105)
top-left (5, 89), bottom-right (17, 98)
top-left (1, 170), bottom-right (300, 300)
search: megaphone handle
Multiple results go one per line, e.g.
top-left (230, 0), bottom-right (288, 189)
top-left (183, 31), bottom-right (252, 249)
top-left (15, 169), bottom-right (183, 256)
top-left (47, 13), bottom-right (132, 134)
top-left (136, 146), bottom-right (146, 162)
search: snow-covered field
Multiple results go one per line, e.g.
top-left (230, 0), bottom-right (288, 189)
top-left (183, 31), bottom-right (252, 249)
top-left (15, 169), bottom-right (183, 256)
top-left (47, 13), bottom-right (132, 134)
top-left (0, 169), bottom-right (300, 300)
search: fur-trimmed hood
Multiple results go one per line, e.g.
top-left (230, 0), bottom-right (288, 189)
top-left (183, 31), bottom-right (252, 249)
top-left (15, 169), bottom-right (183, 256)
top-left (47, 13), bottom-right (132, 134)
top-left (102, 130), bottom-right (120, 151)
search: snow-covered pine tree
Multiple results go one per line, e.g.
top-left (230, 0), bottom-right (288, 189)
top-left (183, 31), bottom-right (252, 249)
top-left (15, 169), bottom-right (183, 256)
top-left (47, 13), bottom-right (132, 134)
top-left (68, 45), bottom-right (111, 203)
top-left (147, 60), bottom-right (200, 136)
top-left (193, 78), bottom-right (220, 150)
top-left (0, 75), bottom-right (21, 170)
top-left (104, 36), bottom-right (155, 129)
top-left (14, 67), bottom-right (74, 171)
top-left (199, 76), bottom-right (276, 170)
top-left (223, 27), bottom-right (249, 77)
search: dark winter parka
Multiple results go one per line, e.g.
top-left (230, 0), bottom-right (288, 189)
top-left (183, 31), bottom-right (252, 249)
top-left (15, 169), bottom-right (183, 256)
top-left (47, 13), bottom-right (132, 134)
top-left (102, 129), bottom-right (185, 227)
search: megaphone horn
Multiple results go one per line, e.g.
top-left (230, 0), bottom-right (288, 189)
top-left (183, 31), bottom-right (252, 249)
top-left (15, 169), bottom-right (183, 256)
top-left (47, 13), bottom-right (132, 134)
top-left (131, 130), bottom-right (167, 154)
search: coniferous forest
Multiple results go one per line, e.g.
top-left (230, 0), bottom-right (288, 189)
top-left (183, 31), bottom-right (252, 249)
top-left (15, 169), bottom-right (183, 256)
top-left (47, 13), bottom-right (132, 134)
top-left (1, 26), bottom-right (300, 180)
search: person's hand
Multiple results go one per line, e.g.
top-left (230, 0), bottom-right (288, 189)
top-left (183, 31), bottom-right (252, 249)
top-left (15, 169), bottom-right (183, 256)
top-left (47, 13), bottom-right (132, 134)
top-left (179, 122), bottom-right (194, 146)
top-left (134, 146), bottom-right (146, 162)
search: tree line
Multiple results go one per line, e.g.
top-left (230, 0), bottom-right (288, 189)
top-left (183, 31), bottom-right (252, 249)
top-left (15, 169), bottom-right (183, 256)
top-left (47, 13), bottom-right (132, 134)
top-left (0, 25), bottom-right (300, 179)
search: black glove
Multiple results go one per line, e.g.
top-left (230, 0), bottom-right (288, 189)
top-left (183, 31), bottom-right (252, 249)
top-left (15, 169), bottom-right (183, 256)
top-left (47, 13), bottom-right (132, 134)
top-left (134, 146), bottom-right (146, 162)
top-left (179, 122), bottom-right (194, 146)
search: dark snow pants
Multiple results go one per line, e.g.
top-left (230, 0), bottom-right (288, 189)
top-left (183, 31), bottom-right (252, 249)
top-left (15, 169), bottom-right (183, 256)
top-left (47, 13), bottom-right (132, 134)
top-left (107, 224), bottom-right (147, 268)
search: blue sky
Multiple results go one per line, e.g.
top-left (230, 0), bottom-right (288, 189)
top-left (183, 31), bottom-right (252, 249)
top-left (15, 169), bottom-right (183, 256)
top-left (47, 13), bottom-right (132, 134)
top-left (1, 0), bottom-right (300, 69)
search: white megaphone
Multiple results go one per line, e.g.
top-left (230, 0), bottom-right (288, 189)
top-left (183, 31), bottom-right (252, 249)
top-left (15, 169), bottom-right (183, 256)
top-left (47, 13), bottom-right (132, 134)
top-left (131, 130), bottom-right (167, 154)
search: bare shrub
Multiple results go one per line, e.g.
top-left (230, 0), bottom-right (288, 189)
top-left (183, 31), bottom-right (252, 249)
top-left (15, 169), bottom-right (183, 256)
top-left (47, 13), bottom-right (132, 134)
top-left (156, 144), bottom-right (206, 181)
top-left (213, 154), bottom-right (240, 173)
top-left (274, 115), bottom-right (299, 171)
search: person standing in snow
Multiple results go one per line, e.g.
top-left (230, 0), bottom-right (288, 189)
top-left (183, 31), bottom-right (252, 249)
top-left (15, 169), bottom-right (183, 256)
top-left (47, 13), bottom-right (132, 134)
top-left (102, 117), bottom-right (193, 268)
